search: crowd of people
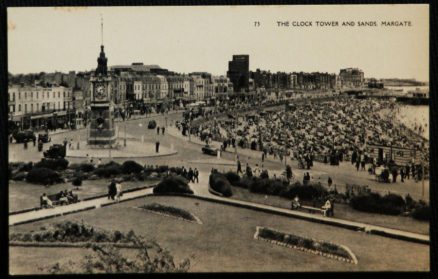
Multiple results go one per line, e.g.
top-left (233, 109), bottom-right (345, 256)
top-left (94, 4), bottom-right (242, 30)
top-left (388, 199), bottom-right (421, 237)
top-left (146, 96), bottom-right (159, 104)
top-left (183, 97), bottom-right (428, 175)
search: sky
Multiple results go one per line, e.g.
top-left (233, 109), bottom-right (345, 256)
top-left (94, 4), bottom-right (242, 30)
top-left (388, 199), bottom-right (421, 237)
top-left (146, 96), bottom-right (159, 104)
top-left (8, 5), bottom-right (429, 81)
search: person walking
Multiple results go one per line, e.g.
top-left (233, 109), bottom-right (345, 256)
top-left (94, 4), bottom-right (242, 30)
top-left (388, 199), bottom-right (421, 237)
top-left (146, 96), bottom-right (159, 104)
top-left (108, 179), bottom-right (116, 200)
top-left (237, 160), bottom-right (243, 174)
top-left (328, 177), bottom-right (333, 188)
top-left (194, 168), bottom-right (199, 183)
top-left (156, 141), bottom-right (160, 153)
top-left (188, 167), bottom-right (194, 183)
top-left (157, 126), bottom-right (160, 135)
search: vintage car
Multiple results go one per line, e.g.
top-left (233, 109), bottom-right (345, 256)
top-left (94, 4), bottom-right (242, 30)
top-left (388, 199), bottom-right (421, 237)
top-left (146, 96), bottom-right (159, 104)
top-left (13, 130), bottom-right (36, 143)
top-left (202, 145), bottom-right (218, 156)
top-left (43, 144), bottom-right (66, 159)
top-left (148, 120), bottom-right (157, 129)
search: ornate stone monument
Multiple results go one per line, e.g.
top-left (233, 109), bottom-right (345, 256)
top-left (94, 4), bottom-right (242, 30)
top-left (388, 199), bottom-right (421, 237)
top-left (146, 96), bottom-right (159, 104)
top-left (87, 19), bottom-right (116, 147)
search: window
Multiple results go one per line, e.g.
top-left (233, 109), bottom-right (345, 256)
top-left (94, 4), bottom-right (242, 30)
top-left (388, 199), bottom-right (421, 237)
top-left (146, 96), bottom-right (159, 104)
top-left (58, 101), bottom-right (60, 110)
top-left (63, 91), bottom-right (65, 98)
top-left (31, 104), bottom-right (33, 113)
top-left (37, 103), bottom-right (39, 112)
top-left (13, 93), bottom-right (15, 101)
top-left (53, 92), bottom-right (55, 98)
top-left (58, 92), bottom-right (60, 98)
top-left (18, 104), bottom-right (21, 112)
top-left (24, 104), bottom-right (27, 113)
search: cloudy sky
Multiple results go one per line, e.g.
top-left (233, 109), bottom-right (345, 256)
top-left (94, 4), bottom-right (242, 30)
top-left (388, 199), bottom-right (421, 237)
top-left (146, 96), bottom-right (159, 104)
top-left (8, 5), bottom-right (429, 81)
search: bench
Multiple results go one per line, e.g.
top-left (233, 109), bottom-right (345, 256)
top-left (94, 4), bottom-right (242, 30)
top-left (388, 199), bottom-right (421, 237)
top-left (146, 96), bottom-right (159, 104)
top-left (301, 205), bottom-right (325, 215)
top-left (40, 192), bottom-right (79, 208)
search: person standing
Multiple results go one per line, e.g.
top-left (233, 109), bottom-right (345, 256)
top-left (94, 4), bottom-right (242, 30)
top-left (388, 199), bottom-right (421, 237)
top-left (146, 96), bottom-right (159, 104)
top-left (32, 137), bottom-right (36, 147)
top-left (23, 140), bottom-right (28, 150)
top-left (328, 177), bottom-right (333, 188)
top-left (156, 141), bottom-right (160, 153)
top-left (115, 180), bottom-right (123, 202)
top-left (162, 126), bottom-right (165, 135)
top-left (157, 126), bottom-right (160, 135)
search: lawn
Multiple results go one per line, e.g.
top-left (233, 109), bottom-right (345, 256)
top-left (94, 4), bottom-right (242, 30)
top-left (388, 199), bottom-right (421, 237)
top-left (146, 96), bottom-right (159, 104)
top-left (9, 196), bottom-right (429, 273)
top-left (229, 186), bottom-right (429, 235)
top-left (8, 179), bottom-right (159, 212)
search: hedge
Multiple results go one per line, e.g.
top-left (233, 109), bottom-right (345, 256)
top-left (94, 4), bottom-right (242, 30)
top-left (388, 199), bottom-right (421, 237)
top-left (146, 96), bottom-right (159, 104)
top-left (153, 175), bottom-right (193, 194)
top-left (34, 158), bottom-right (69, 171)
top-left (121, 160), bottom-right (143, 174)
top-left (349, 193), bottom-right (405, 215)
top-left (230, 172), bottom-right (326, 201)
top-left (209, 173), bottom-right (233, 197)
top-left (26, 167), bottom-right (62, 185)
top-left (69, 163), bottom-right (95, 173)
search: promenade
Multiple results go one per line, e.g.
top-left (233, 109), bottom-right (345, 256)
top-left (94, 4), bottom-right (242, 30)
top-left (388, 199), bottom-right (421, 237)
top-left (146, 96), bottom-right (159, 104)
top-left (9, 174), bottom-right (429, 245)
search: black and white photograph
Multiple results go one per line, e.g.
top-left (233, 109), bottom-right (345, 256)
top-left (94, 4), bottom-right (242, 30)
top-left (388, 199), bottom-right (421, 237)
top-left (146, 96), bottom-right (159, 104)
top-left (6, 4), bottom-right (431, 273)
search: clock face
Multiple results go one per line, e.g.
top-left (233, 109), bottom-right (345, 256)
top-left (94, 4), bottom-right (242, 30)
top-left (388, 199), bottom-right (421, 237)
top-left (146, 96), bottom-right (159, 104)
top-left (95, 84), bottom-right (106, 100)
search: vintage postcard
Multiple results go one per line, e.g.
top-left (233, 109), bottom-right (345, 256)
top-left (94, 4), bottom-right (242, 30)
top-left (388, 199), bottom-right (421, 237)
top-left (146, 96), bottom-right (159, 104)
top-left (7, 4), bottom-right (429, 273)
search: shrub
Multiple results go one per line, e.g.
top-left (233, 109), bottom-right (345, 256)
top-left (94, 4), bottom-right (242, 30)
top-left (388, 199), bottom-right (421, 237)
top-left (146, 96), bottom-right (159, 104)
top-left (156, 165), bottom-right (169, 173)
top-left (153, 175), bottom-right (193, 194)
top-left (34, 158), bottom-right (69, 171)
top-left (224, 172), bottom-right (241, 186)
top-left (72, 177), bottom-right (83, 187)
top-left (281, 182), bottom-right (328, 200)
top-left (350, 192), bottom-right (405, 215)
top-left (94, 161), bottom-right (122, 178)
top-left (122, 160), bottom-right (144, 174)
top-left (209, 173), bottom-right (233, 197)
top-left (19, 162), bottom-right (34, 172)
top-left (70, 163), bottom-right (95, 173)
top-left (26, 168), bottom-right (62, 185)
top-left (412, 204), bottom-right (429, 221)
top-left (12, 171), bottom-right (28, 181)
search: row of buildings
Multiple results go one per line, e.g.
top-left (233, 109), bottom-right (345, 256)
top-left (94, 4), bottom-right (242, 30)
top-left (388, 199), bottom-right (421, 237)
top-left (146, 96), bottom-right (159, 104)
top-left (8, 52), bottom-right (365, 131)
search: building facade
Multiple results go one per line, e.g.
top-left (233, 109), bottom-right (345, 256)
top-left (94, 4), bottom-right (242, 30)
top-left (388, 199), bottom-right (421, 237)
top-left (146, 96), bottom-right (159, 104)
top-left (339, 68), bottom-right (365, 88)
top-left (227, 55), bottom-right (249, 93)
top-left (8, 84), bottom-right (73, 130)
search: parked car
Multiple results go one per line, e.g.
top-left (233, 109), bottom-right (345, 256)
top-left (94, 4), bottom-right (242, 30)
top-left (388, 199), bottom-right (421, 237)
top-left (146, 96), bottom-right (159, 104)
top-left (13, 130), bottom-right (36, 143)
top-left (148, 120), bottom-right (157, 129)
top-left (202, 145), bottom-right (218, 156)
top-left (43, 144), bottom-right (66, 159)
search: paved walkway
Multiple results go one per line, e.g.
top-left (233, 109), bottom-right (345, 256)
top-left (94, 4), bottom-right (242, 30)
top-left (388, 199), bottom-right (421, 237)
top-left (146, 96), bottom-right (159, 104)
top-left (9, 187), bottom-right (153, 226)
top-left (9, 174), bottom-right (429, 245)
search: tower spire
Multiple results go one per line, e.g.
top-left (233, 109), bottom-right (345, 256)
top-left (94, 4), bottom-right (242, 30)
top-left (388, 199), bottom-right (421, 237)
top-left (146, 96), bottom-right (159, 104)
top-left (100, 14), bottom-right (103, 46)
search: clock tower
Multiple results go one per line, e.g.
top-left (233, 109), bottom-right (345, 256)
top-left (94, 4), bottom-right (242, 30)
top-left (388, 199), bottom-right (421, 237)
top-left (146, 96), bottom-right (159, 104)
top-left (87, 40), bottom-right (116, 146)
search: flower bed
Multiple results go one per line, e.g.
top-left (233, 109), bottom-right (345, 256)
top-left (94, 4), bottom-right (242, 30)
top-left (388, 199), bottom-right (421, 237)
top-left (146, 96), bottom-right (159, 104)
top-left (254, 226), bottom-right (357, 264)
top-left (9, 221), bottom-right (135, 244)
top-left (140, 203), bottom-right (202, 224)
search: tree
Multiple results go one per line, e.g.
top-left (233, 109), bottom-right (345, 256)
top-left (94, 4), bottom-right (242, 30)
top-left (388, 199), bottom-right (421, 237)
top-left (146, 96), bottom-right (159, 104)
top-left (43, 232), bottom-right (190, 274)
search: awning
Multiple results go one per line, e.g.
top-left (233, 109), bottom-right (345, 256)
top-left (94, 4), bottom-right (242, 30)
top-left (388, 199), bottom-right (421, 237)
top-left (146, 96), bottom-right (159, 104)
top-left (30, 113), bottom-right (53, 120)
